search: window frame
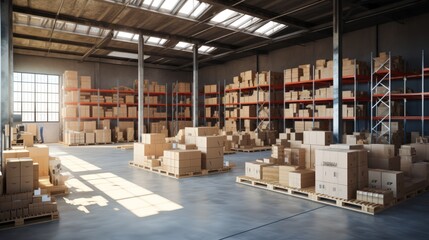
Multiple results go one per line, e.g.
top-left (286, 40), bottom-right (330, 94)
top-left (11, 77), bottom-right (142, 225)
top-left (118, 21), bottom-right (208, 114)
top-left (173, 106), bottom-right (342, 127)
top-left (13, 72), bottom-right (61, 123)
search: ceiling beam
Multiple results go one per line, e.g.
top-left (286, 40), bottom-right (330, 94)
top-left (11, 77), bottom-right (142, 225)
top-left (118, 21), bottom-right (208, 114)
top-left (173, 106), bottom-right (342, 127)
top-left (14, 47), bottom-right (191, 71)
top-left (12, 5), bottom-right (237, 50)
top-left (13, 33), bottom-right (194, 61)
top-left (199, 0), bottom-right (315, 29)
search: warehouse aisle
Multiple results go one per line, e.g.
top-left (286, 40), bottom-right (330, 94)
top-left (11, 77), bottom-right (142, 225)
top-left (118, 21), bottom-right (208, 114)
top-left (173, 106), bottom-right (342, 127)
top-left (2, 144), bottom-right (429, 240)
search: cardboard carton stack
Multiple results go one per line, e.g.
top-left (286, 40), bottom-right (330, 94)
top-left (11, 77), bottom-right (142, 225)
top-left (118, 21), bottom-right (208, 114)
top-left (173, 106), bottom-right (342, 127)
top-left (364, 144), bottom-right (399, 171)
top-left (133, 134), bottom-right (172, 167)
top-left (204, 84), bottom-right (218, 93)
top-left (301, 131), bottom-right (332, 169)
top-left (374, 52), bottom-right (404, 72)
top-left (162, 150), bottom-right (202, 175)
top-left (63, 71), bottom-right (78, 88)
top-left (314, 58), bottom-right (369, 80)
top-left (173, 82), bottom-right (191, 93)
top-left (368, 169), bottom-right (404, 199)
top-left (245, 161), bottom-right (273, 180)
top-left (356, 188), bottom-right (394, 205)
top-left (399, 145), bottom-right (417, 176)
top-left (284, 65), bottom-right (311, 83)
top-left (185, 127), bottom-right (224, 170)
top-left (94, 129), bottom-right (111, 144)
top-left (315, 145), bottom-right (369, 200)
top-left (80, 76), bottom-right (91, 89)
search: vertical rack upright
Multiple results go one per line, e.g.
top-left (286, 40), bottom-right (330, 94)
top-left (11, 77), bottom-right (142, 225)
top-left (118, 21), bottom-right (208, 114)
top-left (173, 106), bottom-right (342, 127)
top-left (370, 52), bottom-right (392, 143)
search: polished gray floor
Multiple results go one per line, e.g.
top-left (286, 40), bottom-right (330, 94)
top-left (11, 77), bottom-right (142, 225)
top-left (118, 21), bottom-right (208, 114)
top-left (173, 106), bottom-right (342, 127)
top-left (1, 143), bottom-right (429, 239)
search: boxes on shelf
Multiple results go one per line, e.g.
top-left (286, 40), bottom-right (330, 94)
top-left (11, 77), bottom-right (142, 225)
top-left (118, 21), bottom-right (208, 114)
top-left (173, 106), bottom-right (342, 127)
top-left (63, 70), bottom-right (78, 88)
top-left (94, 129), bottom-right (111, 144)
top-left (80, 76), bottom-right (91, 89)
top-left (62, 106), bottom-right (77, 118)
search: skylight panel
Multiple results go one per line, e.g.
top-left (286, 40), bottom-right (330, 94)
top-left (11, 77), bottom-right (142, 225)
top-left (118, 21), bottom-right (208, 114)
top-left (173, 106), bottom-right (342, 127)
top-left (132, 34), bottom-right (139, 41)
top-left (89, 27), bottom-right (102, 36)
top-left (211, 9), bottom-right (237, 23)
top-left (254, 21), bottom-right (286, 36)
top-left (75, 24), bottom-right (89, 33)
top-left (160, 0), bottom-right (180, 11)
top-left (198, 45), bottom-right (215, 53)
top-left (190, 2), bottom-right (209, 18)
top-left (147, 37), bottom-right (162, 45)
top-left (175, 41), bottom-right (192, 50)
top-left (151, 0), bottom-right (163, 8)
top-left (178, 0), bottom-right (195, 15)
top-left (107, 51), bottom-right (150, 60)
top-left (116, 31), bottom-right (134, 40)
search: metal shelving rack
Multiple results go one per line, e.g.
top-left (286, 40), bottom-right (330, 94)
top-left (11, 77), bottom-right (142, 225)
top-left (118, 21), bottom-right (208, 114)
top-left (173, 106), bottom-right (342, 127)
top-left (203, 81), bottom-right (223, 128)
top-left (256, 73), bottom-right (271, 132)
top-left (370, 52), bottom-right (392, 143)
top-left (171, 81), bottom-right (192, 136)
top-left (283, 63), bottom-right (367, 133)
top-left (145, 83), bottom-right (168, 134)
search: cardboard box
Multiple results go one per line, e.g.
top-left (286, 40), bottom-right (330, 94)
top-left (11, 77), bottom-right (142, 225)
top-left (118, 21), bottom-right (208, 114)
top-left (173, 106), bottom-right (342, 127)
top-left (195, 136), bottom-right (224, 148)
top-left (381, 170), bottom-right (404, 198)
top-left (85, 132), bottom-right (95, 144)
top-left (279, 165), bottom-right (302, 186)
top-left (289, 170), bottom-right (315, 189)
top-left (27, 145), bottom-right (49, 177)
top-left (6, 177), bottom-right (20, 194)
top-left (245, 161), bottom-right (273, 179)
top-left (262, 166), bottom-right (279, 181)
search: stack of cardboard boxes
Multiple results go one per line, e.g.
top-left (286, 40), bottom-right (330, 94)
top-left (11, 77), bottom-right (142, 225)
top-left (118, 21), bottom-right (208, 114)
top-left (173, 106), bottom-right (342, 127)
top-left (315, 145), bottom-right (369, 200)
top-left (133, 134), bottom-right (172, 167)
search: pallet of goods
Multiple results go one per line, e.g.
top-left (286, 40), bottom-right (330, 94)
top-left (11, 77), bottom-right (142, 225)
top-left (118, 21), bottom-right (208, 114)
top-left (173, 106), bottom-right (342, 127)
top-left (0, 145), bottom-right (64, 229)
top-left (130, 127), bottom-right (232, 179)
top-left (236, 130), bottom-right (429, 215)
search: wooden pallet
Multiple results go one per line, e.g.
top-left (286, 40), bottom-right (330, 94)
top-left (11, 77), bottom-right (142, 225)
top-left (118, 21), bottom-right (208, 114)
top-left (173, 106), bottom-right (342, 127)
top-left (116, 144), bottom-right (134, 150)
top-left (129, 161), bottom-right (232, 179)
top-left (224, 151), bottom-right (236, 155)
top-left (232, 146), bottom-right (272, 152)
top-left (236, 176), bottom-right (392, 215)
top-left (0, 211), bottom-right (59, 230)
top-left (396, 185), bottom-right (429, 203)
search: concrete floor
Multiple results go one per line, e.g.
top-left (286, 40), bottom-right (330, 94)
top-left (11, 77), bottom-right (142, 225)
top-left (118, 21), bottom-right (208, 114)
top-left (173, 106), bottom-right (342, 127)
top-left (2, 143), bottom-right (429, 239)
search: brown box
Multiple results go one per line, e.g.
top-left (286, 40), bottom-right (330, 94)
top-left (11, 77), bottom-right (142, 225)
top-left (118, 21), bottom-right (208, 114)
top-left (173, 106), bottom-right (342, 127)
top-left (289, 170), bottom-right (315, 189)
top-left (195, 136), bottom-right (224, 148)
top-left (6, 177), bottom-right (20, 194)
top-left (262, 166), bottom-right (279, 181)
top-left (279, 165), bottom-right (302, 186)
top-left (381, 170), bottom-right (404, 198)
top-left (245, 161), bottom-right (273, 179)
top-left (27, 145), bottom-right (50, 176)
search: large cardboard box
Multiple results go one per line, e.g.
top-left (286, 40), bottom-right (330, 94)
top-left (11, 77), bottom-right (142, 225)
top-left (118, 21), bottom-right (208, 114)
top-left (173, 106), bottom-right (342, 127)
top-left (279, 165), bottom-right (302, 186)
top-left (195, 136), bottom-right (224, 148)
top-left (142, 133), bottom-right (165, 144)
top-left (381, 170), bottom-right (404, 198)
top-left (134, 143), bottom-right (156, 161)
top-left (245, 161), bottom-right (273, 179)
top-left (284, 148), bottom-right (305, 167)
top-left (85, 132), bottom-right (95, 144)
top-left (411, 162), bottom-right (429, 184)
top-left (26, 145), bottom-right (49, 177)
top-left (289, 170), bottom-right (315, 189)
top-left (262, 166), bottom-right (279, 181)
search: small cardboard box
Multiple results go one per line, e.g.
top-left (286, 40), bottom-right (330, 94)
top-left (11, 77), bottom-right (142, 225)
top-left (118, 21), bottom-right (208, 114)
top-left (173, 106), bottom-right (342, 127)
top-left (289, 169), bottom-right (315, 189)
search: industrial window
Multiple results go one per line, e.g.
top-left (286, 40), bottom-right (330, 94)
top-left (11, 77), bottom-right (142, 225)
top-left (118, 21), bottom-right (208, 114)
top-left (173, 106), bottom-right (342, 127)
top-left (13, 72), bottom-right (60, 122)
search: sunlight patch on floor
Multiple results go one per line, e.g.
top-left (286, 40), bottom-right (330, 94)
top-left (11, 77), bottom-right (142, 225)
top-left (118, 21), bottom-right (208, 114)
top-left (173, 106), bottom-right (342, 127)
top-left (81, 173), bottom-right (183, 218)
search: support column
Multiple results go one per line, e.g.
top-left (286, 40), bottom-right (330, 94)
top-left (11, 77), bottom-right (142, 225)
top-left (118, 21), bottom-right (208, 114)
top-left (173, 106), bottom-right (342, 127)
top-left (137, 34), bottom-right (144, 142)
top-left (1, 0), bottom-right (13, 168)
top-left (333, 0), bottom-right (343, 143)
top-left (192, 44), bottom-right (199, 127)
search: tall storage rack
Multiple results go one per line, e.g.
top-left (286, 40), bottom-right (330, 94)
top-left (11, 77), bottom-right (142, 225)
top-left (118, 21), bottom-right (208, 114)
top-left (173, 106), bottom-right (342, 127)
top-left (372, 50), bottom-right (429, 143)
top-left (203, 81), bottom-right (223, 128)
top-left (62, 85), bottom-right (139, 144)
top-left (283, 63), bottom-right (369, 133)
top-left (171, 81), bottom-right (192, 136)
top-left (144, 84), bottom-right (168, 135)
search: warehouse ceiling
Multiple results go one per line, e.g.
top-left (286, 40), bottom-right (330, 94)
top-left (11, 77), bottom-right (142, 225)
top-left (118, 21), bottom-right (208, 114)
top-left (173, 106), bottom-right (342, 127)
top-left (12, 0), bottom-right (429, 70)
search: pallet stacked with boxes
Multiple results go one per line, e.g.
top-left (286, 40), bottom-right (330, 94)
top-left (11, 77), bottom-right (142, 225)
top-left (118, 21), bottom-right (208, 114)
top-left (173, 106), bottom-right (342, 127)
top-left (131, 127), bottom-right (231, 178)
top-left (0, 146), bottom-right (61, 226)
